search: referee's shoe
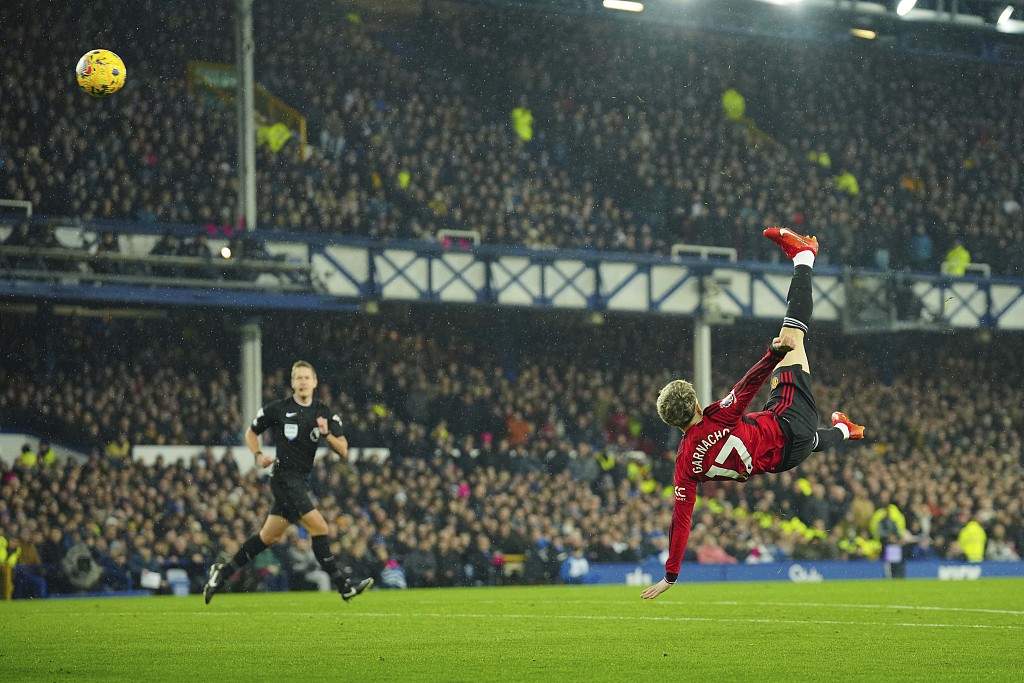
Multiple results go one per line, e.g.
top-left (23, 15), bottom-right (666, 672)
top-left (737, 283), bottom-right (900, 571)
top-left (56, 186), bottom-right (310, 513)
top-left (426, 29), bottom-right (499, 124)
top-left (203, 563), bottom-right (226, 604)
top-left (341, 576), bottom-right (373, 602)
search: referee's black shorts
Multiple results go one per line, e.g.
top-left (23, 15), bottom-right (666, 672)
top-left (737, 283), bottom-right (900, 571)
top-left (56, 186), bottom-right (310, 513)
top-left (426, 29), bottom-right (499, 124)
top-left (764, 364), bottom-right (819, 473)
top-left (269, 471), bottom-right (315, 523)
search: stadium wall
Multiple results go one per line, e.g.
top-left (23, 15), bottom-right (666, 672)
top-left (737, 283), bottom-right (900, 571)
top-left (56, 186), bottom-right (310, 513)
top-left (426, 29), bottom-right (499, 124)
top-left (5, 219), bottom-right (1024, 328)
top-left (0, 433), bottom-right (84, 466)
top-left (131, 444), bottom-right (390, 474)
top-left (592, 559), bottom-right (1024, 585)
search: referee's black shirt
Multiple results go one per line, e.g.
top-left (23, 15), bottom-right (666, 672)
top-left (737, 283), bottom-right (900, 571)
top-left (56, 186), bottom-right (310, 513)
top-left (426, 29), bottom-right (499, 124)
top-left (250, 397), bottom-right (344, 475)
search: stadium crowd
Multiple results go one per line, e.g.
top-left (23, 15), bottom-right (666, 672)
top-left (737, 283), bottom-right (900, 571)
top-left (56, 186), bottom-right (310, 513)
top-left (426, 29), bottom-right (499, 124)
top-left (3, 0), bottom-right (1024, 598)
top-left (2, 310), bottom-right (1023, 596)
top-left (2, 1), bottom-right (1023, 273)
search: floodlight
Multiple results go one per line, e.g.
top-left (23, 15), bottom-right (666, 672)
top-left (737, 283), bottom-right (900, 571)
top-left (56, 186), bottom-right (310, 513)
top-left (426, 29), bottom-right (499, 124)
top-left (896, 0), bottom-right (917, 17)
top-left (603, 0), bottom-right (644, 11)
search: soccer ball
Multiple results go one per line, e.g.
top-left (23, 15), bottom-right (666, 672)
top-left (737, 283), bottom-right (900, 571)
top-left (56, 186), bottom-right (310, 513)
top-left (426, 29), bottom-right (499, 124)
top-left (76, 49), bottom-right (126, 97)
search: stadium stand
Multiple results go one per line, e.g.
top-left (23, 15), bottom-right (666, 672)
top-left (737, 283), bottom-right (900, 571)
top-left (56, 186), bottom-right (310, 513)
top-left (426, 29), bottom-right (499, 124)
top-left (2, 1), bottom-right (1023, 272)
top-left (2, 309), bottom-right (1023, 594)
top-left (2, 0), bottom-right (1024, 596)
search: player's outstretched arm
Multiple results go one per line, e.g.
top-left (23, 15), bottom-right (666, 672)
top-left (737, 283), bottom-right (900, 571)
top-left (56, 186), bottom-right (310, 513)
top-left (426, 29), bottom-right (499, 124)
top-left (642, 579), bottom-right (673, 600)
top-left (712, 342), bottom-right (789, 424)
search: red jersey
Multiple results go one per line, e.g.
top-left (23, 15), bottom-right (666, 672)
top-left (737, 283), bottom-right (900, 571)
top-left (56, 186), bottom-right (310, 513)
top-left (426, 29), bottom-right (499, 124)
top-left (663, 346), bottom-right (788, 582)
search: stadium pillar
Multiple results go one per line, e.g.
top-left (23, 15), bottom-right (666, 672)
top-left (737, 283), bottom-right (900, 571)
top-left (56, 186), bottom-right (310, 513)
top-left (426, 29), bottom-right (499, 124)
top-left (240, 320), bottom-right (263, 436)
top-left (235, 0), bottom-right (258, 231)
top-left (693, 318), bottom-right (712, 408)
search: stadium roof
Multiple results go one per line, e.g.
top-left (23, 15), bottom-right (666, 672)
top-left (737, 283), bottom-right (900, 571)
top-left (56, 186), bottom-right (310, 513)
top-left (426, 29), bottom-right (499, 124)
top-left (442, 0), bottom-right (1024, 62)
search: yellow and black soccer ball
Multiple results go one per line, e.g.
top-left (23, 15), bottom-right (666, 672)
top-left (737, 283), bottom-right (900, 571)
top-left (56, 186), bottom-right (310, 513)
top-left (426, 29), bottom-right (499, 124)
top-left (76, 49), bottom-right (126, 97)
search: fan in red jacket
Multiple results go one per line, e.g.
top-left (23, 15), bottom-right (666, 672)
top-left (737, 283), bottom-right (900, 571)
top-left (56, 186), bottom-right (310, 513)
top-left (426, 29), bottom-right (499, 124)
top-left (642, 228), bottom-right (865, 600)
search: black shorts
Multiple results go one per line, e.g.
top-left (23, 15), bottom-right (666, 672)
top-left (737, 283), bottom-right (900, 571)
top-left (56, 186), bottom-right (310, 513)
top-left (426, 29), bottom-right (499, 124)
top-left (269, 470), bottom-right (315, 523)
top-left (764, 364), bottom-right (819, 473)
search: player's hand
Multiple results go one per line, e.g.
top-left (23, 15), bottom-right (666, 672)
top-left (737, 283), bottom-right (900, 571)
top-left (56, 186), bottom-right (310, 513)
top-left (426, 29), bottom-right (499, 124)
top-left (771, 331), bottom-right (798, 354)
top-left (256, 453), bottom-right (275, 468)
top-left (317, 416), bottom-right (329, 436)
top-left (641, 579), bottom-right (673, 600)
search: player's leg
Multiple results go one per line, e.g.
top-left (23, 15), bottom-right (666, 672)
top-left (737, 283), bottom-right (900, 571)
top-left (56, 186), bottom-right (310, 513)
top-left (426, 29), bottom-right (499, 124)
top-left (300, 508), bottom-right (373, 601)
top-left (813, 411), bottom-right (865, 449)
top-left (764, 227), bottom-right (817, 374)
top-left (204, 514), bottom-right (288, 604)
top-left (764, 228), bottom-right (865, 456)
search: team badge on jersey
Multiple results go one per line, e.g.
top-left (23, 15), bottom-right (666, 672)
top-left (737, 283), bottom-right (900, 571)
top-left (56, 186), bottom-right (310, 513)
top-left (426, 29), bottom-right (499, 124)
top-left (284, 423), bottom-right (299, 440)
top-left (771, 376), bottom-right (779, 390)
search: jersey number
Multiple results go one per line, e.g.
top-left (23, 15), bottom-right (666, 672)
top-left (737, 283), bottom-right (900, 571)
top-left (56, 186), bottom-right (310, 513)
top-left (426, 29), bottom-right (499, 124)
top-left (705, 434), bottom-right (752, 481)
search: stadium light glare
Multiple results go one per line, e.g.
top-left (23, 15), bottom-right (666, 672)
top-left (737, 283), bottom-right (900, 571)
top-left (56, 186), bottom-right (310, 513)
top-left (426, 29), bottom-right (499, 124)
top-left (603, 0), bottom-right (644, 11)
top-left (997, 5), bottom-right (1014, 24)
top-left (896, 0), bottom-right (917, 17)
top-left (850, 28), bottom-right (877, 39)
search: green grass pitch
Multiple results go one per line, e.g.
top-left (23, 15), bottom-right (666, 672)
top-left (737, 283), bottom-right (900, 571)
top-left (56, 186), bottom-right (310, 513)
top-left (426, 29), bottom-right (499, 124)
top-left (4, 579), bottom-right (1024, 681)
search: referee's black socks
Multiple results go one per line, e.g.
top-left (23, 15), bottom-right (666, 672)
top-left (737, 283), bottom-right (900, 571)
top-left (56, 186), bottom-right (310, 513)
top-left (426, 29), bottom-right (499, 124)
top-left (224, 533), bottom-right (269, 574)
top-left (311, 534), bottom-right (346, 590)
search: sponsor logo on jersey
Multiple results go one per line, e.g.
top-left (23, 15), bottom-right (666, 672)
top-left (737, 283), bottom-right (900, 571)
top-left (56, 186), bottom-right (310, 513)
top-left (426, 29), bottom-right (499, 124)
top-left (284, 423), bottom-right (298, 440)
top-left (674, 486), bottom-right (687, 501)
top-left (286, 412), bottom-right (298, 417)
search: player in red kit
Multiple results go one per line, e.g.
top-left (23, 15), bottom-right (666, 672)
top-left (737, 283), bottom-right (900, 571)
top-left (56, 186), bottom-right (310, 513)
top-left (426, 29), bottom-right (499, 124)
top-left (641, 228), bottom-right (864, 600)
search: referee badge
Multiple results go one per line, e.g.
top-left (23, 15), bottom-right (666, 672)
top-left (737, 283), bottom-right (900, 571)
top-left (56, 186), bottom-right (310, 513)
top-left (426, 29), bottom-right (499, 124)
top-left (284, 423), bottom-right (299, 441)
top-left (771, 376), bottom-right (779, 390)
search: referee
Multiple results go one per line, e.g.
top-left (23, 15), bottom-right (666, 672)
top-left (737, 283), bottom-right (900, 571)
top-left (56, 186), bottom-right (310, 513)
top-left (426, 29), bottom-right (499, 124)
top-left (204, 360), bottom-right (373, 603)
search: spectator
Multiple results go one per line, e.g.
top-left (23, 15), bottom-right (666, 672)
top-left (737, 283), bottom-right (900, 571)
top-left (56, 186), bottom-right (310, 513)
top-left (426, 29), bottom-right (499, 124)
top-left (943, 239), bottom-right (971, 276)
top-left (149, 232), bottom-right (181, 277)
top-left (178, 232), bottom-right (215, 279)
top-left (696, 534), bottom-right (738, 565)
top-left (403, 537), bottom-right (439, 588)
top-left (104, 434), bottom-right (132, 467)
top-left (907, 222), bottom-right (934, 272)
top-left (957, 513), bottom-right (987, 562)
top-left (285, 534), bottom-right (333, 592)
top-left (15, 443), bottom-right (36, 468)
top-left (379, 558), bottom-right (408, 589)
top-left (91, 231), bottom-right (123, 275)
top-left (984, 524), bottom-right (1019, 562)
top-left (36, 440), bottom-right (55, 467)
top-left (559, 547), bottom-right (591, 585)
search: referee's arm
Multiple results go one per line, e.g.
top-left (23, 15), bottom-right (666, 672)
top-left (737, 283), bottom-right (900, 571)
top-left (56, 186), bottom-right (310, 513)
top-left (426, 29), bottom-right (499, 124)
top-left (319, 414), bottom-right (349, 461)
top-left (246, 426), bottom-right (274, 468)
top-left (325, 432), bottom-right (349, 460)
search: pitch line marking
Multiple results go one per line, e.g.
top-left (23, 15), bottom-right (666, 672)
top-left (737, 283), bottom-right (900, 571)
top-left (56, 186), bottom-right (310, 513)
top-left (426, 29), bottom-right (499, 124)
top-left (342, 611), bottom-right (1023, 630)
top-left (703, 600), bottom-right (1024, 617)
top-left (46, 610), bottom-right (1022, 629)
top-left (469, 598), bottom-right (1024, 617)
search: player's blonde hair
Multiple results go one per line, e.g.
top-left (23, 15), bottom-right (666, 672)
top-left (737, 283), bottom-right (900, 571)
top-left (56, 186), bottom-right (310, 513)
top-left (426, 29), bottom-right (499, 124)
top-left (291, 360), bottom-right (317, 378)
top-left (656, 379), bottom-right (697, 430)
